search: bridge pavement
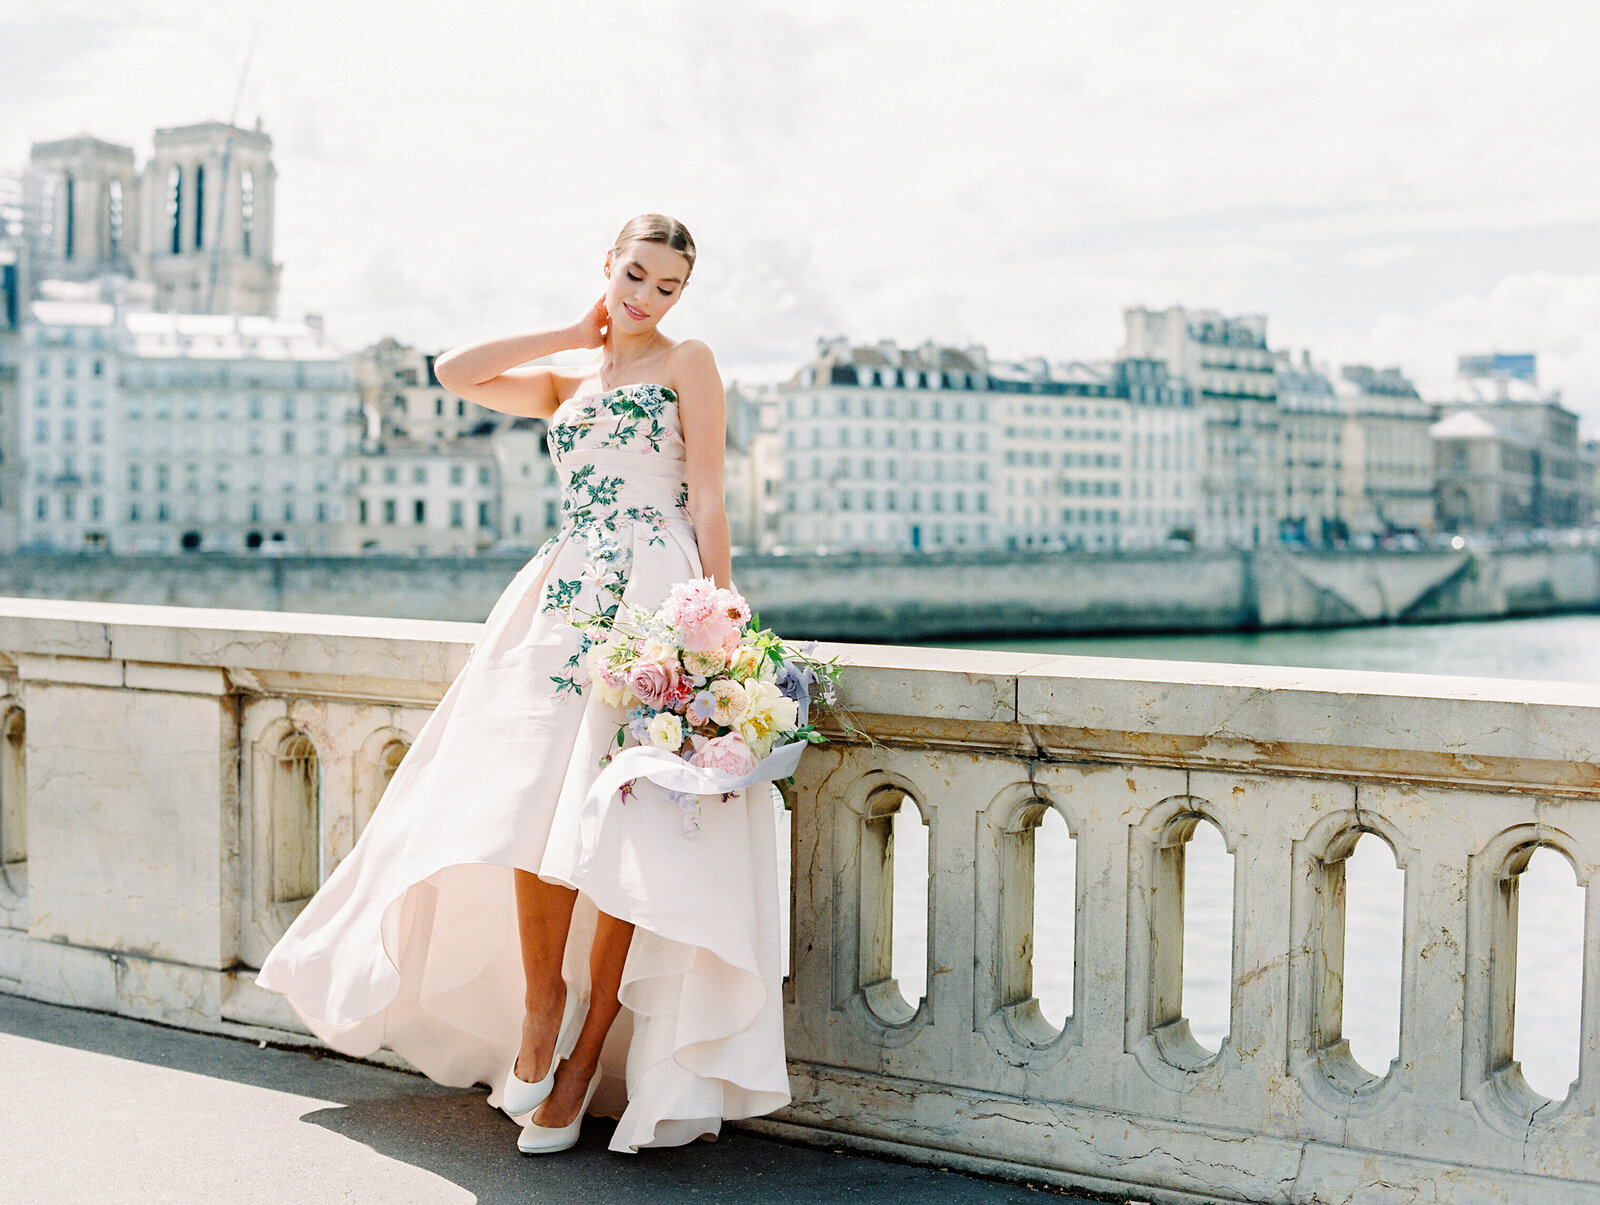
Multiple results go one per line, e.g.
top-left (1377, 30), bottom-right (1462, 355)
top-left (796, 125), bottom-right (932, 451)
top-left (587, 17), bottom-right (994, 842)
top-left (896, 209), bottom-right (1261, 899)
top-left (0, 994), bottom-right (1113, 1204)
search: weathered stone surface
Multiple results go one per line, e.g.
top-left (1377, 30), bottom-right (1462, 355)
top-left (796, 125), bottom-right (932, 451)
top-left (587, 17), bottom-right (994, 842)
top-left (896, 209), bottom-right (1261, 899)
top-left (0, 597), bottom-right (1596, 1205)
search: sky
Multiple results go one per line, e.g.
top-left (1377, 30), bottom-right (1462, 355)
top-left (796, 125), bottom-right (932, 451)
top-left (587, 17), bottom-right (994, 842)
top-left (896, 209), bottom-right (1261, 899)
top-left (2, 0), bottom-right (1598, 426)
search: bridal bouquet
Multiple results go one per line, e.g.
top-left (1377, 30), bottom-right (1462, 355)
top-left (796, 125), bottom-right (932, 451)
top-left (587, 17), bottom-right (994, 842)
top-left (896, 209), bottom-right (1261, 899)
top-left (575, 578), bottom-right (842, 833)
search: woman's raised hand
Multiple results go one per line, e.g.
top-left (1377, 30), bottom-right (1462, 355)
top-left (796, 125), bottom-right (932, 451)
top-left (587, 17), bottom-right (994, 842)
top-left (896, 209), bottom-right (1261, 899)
top-left (572, 295), bottom-right (609, 349)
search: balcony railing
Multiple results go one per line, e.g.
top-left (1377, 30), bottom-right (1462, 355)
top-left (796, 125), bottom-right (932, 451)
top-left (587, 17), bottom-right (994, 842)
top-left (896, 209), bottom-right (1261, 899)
top-left (0, 596), bottom-right (1595, 1204)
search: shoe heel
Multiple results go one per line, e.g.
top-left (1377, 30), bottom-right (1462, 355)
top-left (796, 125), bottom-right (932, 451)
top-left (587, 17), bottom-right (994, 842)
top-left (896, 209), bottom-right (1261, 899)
top-left (517, 1069), bottom-right (601, 1156)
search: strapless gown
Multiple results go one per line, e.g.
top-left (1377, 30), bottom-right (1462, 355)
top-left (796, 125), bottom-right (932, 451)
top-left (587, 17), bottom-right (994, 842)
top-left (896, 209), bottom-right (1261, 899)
top-left (256, 383), bottom-right (790, 1152)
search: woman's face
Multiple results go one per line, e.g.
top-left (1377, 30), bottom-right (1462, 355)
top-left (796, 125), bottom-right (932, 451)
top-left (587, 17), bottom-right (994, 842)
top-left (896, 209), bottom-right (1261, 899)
top-left (604, 240), bottom-right (691, 334)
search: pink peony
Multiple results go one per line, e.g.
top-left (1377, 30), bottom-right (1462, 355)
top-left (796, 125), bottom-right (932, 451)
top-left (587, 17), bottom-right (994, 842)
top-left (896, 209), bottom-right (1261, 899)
top-left (690, 732), bottom-right (756, 777)
top-left (627, 659), bottom-right (678, 709)
top-left (715, 587), bottom-right (752, 627)
top-left (662, 579), bottom-right (720, 632)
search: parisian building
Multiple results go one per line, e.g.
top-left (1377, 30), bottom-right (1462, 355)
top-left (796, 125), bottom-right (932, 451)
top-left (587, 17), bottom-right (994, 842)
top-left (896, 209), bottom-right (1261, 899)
top-left (10, 299), bottom-right (356, 554)
top-left (1273, 354), bottom-right (1347, 545)
top-left (1431, 358), bottom-right (1590, 533)
top-left (1121, 305), bottom-right (1280, 549)
top-left (776, 338), bottom-right (997, 552)
top-left (348, 339), bottom-right (501, 555)
top-left (774, 338), bottom-right (1196, 554)
top-left (1337, 365), bottom-right (1435, 540)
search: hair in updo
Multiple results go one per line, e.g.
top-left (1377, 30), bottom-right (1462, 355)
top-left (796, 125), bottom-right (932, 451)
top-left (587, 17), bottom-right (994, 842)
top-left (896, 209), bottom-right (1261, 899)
top-left (612, 213), bottom-right (696, 282)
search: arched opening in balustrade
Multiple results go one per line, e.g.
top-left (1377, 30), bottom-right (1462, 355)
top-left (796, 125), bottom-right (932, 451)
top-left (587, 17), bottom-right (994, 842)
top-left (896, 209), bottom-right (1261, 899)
top-left (1, 706), bottom-right (25, 894)
top-left (1180, 816), bottom-right (1234, 1054)
top-left (1340, 831), bottom-right (1405, 1077)
top-left (271, 731), bottom-right (322, 904)
top-left (996, 797), bottom-right (1077, 1042)
top-left (859, 785), bottom-right (930, 1025)
top-left (1511, 845), bottom-right (1585, 1101)
top-left (356, 736), bottom-right (409, 838)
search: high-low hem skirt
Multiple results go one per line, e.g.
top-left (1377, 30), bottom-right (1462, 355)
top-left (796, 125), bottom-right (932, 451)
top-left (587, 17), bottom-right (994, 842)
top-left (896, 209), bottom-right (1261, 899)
top-left (255, 515), bottom-right (791, 1153)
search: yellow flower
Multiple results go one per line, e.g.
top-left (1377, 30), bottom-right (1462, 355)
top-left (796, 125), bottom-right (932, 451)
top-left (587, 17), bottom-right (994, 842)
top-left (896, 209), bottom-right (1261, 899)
top-left (728, 645), bottom-right (765, 682)
top-left (737, 679), bottom-right (799, 760)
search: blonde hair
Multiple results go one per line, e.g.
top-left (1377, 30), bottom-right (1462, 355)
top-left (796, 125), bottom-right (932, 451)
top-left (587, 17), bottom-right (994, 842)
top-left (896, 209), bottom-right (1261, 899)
top-left (612, 213), bottom-right (696, 282)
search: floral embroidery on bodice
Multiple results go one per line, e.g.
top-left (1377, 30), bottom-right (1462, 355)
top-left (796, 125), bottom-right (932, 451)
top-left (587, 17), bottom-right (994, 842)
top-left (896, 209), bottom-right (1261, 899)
top-left (536, 383), bottom-right (696, 694)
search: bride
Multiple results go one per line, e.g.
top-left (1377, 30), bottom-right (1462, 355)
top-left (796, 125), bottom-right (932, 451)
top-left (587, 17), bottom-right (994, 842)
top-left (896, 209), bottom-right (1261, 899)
top-left (257, 215), bottom-right (790, 1156)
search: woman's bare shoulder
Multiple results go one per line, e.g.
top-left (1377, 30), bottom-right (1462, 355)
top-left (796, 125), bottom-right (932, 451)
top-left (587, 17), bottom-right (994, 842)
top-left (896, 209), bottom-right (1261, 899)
top-left (666, 339), bottom-right (720, 397)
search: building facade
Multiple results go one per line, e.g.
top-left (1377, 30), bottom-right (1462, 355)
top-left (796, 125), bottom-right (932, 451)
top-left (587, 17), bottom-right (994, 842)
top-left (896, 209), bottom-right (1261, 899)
top-left (774, 338), bottom-right (1197, 554)
top-left (1337, 365), bottom-right (1435, 540)
top-left (14, 301), bottom-right (356, 554)
top-left (1121, 306), bottom-right (1280, 549)
top-left (777, 339), bottom-right (996, 553)
top-left (1431, 365), bottom-right (1589, 533)
top-left (17, 123), bottom-right (280, 317)
top-left (1272, 355), bottom-right (1346, 544)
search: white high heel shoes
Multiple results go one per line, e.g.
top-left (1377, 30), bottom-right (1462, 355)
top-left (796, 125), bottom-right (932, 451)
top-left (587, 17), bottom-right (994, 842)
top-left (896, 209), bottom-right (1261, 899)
top-left (500, 1054), bottom-right (557, 1118)
top-left (517, 1065), bottom-right (601, 1156)
top-left (500, 990), bottom-right (577, 1119)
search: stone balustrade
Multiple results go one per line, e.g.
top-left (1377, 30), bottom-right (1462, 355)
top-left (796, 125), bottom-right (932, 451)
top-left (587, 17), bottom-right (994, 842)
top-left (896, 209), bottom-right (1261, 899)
top-left (0, 597), bottom-right (1596, 1204)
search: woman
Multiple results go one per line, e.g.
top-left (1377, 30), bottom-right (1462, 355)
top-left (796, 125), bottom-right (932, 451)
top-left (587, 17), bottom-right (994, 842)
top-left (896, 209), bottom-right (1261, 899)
top-left (257, 215), bottom-right (790, 1156)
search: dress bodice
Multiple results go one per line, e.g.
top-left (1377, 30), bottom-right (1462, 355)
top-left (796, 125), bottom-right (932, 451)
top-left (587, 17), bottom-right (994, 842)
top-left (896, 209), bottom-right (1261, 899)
top-left (536, 383), bottom-right (695, 619)
top-left (548, 383), bottom-right (689, 513)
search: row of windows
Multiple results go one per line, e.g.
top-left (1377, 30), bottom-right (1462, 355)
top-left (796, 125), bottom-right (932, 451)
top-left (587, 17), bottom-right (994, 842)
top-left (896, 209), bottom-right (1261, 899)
top-left (122, 396), bottom-right (342, 422)
top-left (33, 390), bottom-right (105, 410)
top-left (390, 394), bottom-right (469, 419)
top-left (1005, 450), bottom-right (1123, 469)
top-left (357, 464), bottom-right (495, 487)
top-left (786, 394), bottom-right (994, 423)
top-left (785, 457), bottom-right (989, 484)
top-left (786, 489), bottom-right (990, 515)
top-left (784, 426), bottom-right (990, 453)
top-left (33, 419), bottom-right (104, 445)
top-left (30, 496), bottom-right (334, 525)
top-left (1006, 426), bottom-right (1123, 442)
top-left (117, 430), bottom-right (337, 456)
top-left (356, 499), bottom-right (493, 528)
top-left (30, 356), bottom-right (107, 379)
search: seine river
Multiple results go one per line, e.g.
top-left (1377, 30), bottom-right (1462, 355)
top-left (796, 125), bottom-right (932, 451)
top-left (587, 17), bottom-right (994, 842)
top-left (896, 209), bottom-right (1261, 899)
top-left (830, 613), bottom-right (1598, 1102)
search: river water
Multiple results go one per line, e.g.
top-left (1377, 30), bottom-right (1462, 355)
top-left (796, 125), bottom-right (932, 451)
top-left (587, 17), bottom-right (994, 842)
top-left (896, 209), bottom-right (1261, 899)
top-left (864, 613), bottom-right (1598, 1101)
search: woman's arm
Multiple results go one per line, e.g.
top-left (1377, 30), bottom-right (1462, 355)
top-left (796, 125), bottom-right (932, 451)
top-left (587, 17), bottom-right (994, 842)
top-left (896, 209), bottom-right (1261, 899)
top-left (433, 297), bottom-right (607, 420)
top-left (673, 340), bottom-right (733, 590)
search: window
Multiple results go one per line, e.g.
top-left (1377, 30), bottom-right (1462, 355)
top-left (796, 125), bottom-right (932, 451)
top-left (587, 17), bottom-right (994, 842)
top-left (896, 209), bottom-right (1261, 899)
top-left (477, 466), bottom-right (490, 486)
top-left (193, 164), bottom-right (205, 249)
top-left (166, 165), bottom-right (182, 254)
top-left (412, 467), bottom-right (426, 485)
top-left (449, 465), bottom-right (464, 486)
top-left (240, 169), bottom-right (254, 257)
top-left (450, 500), bottom-right (464, 528)
top-left (477, 501), bottom-right (491, 528)
top-left (383, 499), bottom-right (396, 525)
top-left (414, 499), bottom-right (426, 524)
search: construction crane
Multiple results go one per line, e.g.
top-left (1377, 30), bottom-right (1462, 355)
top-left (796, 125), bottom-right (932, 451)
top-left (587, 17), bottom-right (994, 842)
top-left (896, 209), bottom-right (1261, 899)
top-left (205, 23), bottom-right (259, 315)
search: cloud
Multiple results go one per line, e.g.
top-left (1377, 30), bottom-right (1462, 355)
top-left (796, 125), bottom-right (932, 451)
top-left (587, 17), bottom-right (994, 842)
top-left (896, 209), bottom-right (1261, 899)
top-left (1361, 273), bottom-right (1600, 421)
top-left (2, 0), bottom-right (1597, 429)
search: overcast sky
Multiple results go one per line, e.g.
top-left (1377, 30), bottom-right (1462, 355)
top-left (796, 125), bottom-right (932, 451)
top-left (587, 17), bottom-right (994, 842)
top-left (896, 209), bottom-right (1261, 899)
top-left (3, 0), bottom-right (1597, 425)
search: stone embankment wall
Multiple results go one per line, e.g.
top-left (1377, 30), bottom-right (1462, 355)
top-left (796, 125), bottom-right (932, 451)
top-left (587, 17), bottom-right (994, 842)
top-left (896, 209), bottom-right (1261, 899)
top-left (0, 546), bottom-right (1596, 639)
top-left (0, 598), bottom-right (1596, 1203)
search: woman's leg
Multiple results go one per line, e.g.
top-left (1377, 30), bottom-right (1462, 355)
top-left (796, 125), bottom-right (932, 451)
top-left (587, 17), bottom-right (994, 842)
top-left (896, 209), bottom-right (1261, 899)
top-left (532, 908), bottom-right (635, 1126)
top-left (513, 869), bottom-right (577, 1084)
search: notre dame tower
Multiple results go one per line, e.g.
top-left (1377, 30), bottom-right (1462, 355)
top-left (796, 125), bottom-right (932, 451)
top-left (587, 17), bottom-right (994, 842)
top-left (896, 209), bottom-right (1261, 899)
top-left (25, 120), bottom-right (281, 316)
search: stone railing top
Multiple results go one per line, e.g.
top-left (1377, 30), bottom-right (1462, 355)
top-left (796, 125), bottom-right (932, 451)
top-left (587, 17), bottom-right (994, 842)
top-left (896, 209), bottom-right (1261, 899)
top-left (1, 597), bottom-right (1595, 778)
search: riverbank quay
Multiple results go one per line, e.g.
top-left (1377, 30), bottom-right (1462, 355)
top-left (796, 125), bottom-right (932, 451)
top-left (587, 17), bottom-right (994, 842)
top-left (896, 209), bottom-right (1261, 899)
top-left (1, 597), bottom-right (1596, 1203)
top-left (0, 995), bottom-right (1092, 1205)
top-left (0, 543), bottom-right (1597, 640)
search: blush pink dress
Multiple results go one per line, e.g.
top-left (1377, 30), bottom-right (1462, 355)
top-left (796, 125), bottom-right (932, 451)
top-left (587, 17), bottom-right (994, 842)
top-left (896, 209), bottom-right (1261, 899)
top-left (256, 383), bottom-right (790, 1152)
